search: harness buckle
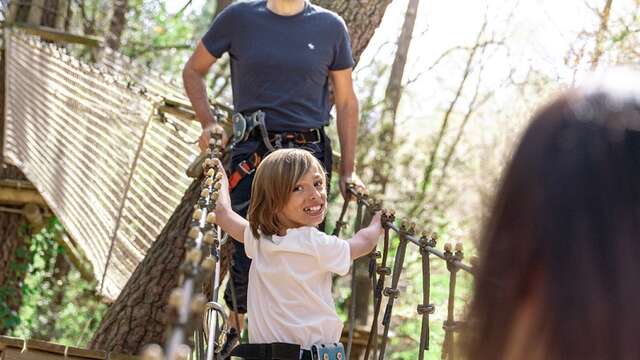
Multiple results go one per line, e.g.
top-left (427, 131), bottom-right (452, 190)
top-left (238, 160), bottom-right (254, 176)
top-left (308, 128), bottom-right (322, 144)
top-left (311, 343), bottom-right (345, 360)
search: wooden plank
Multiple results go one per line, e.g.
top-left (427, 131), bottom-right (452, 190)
top-left (0, 185), bottom-right (48, 206)
top-left (3, 347), bottom-right (101, 360)
top-left (0, 336), bottom-right (129, 360)
top-left (14, 24), bottom-right (103, 47)
top-left (0, 336), bottom-right (24, 349)
top-left (0, 179), bottom-right (37, 190)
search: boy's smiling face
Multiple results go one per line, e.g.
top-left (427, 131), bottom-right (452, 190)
top-left (278, 166), bottom-right (327, 231)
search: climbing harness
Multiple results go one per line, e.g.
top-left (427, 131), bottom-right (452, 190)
top-left (230, 342), bottom-right (346, 360)
top-left (231, 110), bottom-right (274, 152)
top-left (228, 152), bottom-right (262, 192)
top-left (227, 110), bottom-right (326, 192)
top-left (311, 343), bottom-right (346, 360)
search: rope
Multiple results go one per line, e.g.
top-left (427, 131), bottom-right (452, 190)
top-left (338, 187), bottom-right (473, 359)
top-left (98, 102), bottom-right (160, 295)
top-left (345, 199), bottom-right (364, 360)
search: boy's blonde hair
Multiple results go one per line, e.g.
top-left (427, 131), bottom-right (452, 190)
top-left (247, 148), bottom-right (326, 238)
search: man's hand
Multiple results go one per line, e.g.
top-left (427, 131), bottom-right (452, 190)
top-left (199, 122), bottom-right (229, 153)
top-left (339, 173), bottom-right (366, 201)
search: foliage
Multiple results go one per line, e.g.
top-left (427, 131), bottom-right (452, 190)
top-left (9, 218), bottom-right (107, 347)
top-left (0, 224), bottom-right (31, 331)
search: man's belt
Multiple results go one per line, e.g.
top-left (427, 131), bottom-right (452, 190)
top-left (265, 128), bottom-right (322, 146)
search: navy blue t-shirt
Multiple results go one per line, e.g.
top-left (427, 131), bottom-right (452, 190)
top-left (202, 0), bottom-right (355, 132)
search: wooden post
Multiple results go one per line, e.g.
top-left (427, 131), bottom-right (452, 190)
top-left (7, 0), bottom-right (19, 24)
top-left (27, 0), bottom-right (44, 25)
top-left (54, 0), bottom-right (67, 30)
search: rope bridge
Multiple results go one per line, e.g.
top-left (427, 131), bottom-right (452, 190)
top-left (2, 27), bottom-right (230, 300)
top-left (3, 28), bottom-right (476, 359)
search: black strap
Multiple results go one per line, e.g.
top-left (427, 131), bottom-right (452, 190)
top-left (230, 343), bottom-right (310, 360)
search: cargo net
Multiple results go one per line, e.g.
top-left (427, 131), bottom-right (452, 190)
top-left (2, 28), bottom-right (212, 300)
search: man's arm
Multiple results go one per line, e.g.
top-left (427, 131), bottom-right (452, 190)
top-left (330, 68), bottom-right (363, 200)
top-left (182, 41), bottom-right (228, 151)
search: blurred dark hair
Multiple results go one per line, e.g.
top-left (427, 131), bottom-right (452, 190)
top-left (464, 72), bottom-right (640, 360)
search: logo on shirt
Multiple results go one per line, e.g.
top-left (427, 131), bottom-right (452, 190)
top-left (307, 43), bottom-right (315, 50)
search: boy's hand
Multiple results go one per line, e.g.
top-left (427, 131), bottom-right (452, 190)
top-left (365, 211), bottom-right (384, 238)
top-left (212, 159), bottom-right (232, 214)
top-left (349, 211), bottom-right (384, 260)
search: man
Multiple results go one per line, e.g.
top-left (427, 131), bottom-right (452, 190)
top-left (182, 0), bottom-right (362, 351)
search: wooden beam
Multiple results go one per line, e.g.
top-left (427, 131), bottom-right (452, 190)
top-left (57, 233), bottom-right (95, 284)
top-left (0, 336), bottom-right (109, 359)
top-left (7, 0), bottom-right (20, 24)
top-left (14, 23), bottom-right (103, 47)
top-left (0, 185), bottom-right (47, 206)
top-left (163, 96), bottom-right (233, 114)
top-left (0, 178), bottom-right (36, 190)
top-left (158, 104), bottom-right (196, 121)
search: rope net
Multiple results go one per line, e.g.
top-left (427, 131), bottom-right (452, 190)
top-left (3, 28), bottom-right (204, 299)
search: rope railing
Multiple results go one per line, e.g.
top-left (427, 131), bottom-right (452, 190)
top-left (143, 129), bottom-right (227, 360)
top-left (334, 186), bottom-right (474, 360)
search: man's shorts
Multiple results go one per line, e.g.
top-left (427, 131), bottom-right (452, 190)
top-left (224, 131), bottom-right (333, 313)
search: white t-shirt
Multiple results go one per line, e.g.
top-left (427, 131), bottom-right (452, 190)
top-left (243, 225), bottom-right (351, 349)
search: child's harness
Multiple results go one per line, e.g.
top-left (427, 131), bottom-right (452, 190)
top-left (227, 110), bottom-right (325, 192)
top-left (231, 342), bottom-right (345, 360)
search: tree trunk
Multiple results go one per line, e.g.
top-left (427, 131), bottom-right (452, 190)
top-left (315, 0), bottom-right (393, 64)
top-left (373, 0), bottom-right (420, 195)
top-left (90, 0), bottom-right (393, 353)
top-left (348, 1), bottom-right (421, 345)
top-left (591, 0), bottom-right (613, 70)
top-left (214, 0), bottom-right (233, 18)
top-left (106, 0), bottom-right (129, 51)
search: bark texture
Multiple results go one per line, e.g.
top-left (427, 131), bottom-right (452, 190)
top-left (214, 0), bottom-right (233, 18)
top-left (315, 0), bottom-right (393, 64)
top-left (373, 0), bottom-right (420, 195)
top-left (90, 0), bottom-right (393, 353)
top-left (106, 0), bottom-right (129, 51)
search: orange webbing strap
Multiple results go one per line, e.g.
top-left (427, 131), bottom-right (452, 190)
top-left (228, 153), bottom-right (262, 191)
